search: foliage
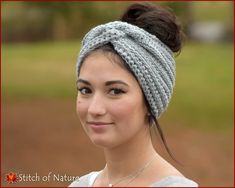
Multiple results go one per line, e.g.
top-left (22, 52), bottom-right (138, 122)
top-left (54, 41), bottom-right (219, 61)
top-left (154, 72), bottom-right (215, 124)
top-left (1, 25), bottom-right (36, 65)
top-left (2, 2), bottom-right (233, 42)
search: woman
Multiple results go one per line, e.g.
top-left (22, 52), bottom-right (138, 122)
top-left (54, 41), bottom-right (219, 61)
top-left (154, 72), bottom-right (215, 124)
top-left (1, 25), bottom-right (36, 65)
top-left (69, 3), bottom-right (198, 187)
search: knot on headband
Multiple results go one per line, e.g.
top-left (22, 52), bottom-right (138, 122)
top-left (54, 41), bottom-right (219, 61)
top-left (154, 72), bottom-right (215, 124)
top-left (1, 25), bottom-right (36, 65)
top-left (77, 21), bottom-right (176, 118)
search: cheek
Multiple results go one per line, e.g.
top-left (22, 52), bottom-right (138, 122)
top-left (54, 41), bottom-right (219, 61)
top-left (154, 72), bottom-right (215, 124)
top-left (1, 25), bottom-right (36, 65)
top-left (110, 97), bottom-right (146, 122)
top-left (76, 98), bottom-right (87, 123)
top-left (111, 100), bottom-right (133, 116)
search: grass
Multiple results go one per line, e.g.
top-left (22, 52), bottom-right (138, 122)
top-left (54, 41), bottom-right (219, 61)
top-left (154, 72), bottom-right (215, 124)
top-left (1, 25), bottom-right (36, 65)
top-left (2, 40), bottom-right (233, 130)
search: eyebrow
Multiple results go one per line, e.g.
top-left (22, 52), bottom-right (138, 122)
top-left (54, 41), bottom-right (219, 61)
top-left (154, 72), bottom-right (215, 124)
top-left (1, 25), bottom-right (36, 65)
top-left (77, 78), bottom-right (129, 86)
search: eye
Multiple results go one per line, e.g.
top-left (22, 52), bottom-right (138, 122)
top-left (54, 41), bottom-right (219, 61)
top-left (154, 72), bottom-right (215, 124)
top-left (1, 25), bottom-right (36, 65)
top-left (109, 88), bottom-right (126, 95)
top-left (78, 87), bottom-right (92, 95)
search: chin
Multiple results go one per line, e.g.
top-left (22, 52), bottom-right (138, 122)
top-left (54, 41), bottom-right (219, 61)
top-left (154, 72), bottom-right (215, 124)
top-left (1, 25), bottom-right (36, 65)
top-left (90, 135), bottom-right (118, 149)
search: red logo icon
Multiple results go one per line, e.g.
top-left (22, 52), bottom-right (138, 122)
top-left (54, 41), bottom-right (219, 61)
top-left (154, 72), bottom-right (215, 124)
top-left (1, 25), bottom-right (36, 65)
top-left (6, 172), bottom-right (18, 184)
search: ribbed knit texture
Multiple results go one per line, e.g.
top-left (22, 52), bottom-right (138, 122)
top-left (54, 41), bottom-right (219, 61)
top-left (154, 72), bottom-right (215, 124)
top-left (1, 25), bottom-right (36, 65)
top-left (77, 21), bottom-right (176, 118)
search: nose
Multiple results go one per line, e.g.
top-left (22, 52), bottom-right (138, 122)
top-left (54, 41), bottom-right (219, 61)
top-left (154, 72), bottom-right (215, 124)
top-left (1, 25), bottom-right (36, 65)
top-left (88, 93), bottom-right (106, 116)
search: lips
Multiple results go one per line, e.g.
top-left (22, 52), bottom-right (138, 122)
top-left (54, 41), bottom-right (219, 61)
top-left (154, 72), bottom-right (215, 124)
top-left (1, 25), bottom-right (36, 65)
top-left (87, 121), bottom-right (113, 132)
top-left (87, 121), bottom-right (113, 125)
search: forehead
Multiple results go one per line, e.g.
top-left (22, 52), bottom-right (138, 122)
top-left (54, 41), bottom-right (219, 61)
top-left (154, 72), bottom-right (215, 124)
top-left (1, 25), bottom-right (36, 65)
top-left (79, 52), bottom-right (138, 85)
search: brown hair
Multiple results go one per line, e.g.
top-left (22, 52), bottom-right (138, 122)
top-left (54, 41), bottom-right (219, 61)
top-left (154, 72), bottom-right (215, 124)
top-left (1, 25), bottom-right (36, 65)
top-left (121, 2), bottom-right (184, 53)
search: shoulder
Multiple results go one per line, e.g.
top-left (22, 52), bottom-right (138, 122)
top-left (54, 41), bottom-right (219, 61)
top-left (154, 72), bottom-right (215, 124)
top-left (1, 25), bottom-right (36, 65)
top-left (151, 176), bottom-right (198, 187)
top-left (68, 171), bottom-right (99, 187)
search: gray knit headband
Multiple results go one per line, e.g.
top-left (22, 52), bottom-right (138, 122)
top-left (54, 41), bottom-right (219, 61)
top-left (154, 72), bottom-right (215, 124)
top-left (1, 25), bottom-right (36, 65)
top-left (77, 21), bottom-right (176, 118)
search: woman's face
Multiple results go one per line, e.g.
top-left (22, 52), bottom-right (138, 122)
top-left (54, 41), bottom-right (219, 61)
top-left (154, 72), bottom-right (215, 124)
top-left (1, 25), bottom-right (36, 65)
top-left (76, 51), bottom-right (149, 148)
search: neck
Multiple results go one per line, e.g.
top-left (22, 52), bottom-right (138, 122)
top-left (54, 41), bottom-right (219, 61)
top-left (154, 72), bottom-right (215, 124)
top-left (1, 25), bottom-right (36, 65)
top-left (103, 126), bottom-right (157, 180)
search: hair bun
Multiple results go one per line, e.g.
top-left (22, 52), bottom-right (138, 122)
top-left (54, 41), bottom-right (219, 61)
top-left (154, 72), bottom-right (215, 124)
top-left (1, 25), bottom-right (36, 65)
top-left (121, 3), bottom-right (184, 52)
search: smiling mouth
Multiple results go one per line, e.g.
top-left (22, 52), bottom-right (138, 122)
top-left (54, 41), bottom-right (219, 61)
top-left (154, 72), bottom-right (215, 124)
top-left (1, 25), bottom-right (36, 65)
top-left (87, 122), bottom-right (113, 134)
top-left (86, 122), bottom-right (113, 132)
top-left (87, 122), bottom-right (114, 126)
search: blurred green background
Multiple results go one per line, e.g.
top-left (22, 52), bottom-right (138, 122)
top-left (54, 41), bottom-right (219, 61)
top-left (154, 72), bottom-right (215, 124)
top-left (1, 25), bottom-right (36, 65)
top-left (1, 1), bottom-right (234, 187)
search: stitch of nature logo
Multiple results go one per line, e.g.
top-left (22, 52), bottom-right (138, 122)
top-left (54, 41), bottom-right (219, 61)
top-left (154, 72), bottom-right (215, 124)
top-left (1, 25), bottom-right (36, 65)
top-left (4, 171), bottom-right (80, 184)
top-left (5, 172), bottom-right (18, 184)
